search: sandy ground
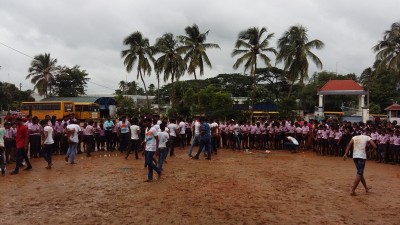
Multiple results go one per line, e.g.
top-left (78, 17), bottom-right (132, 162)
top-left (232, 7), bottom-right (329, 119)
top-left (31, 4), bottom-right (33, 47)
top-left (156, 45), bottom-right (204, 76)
top-left (1, 148), bottom-right (400, 225)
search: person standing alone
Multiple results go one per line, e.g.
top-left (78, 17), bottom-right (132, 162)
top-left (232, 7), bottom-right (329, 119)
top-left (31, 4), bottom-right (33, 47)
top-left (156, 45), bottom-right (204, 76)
top-left (11, 117), bottom-right (32, 175)
top-left (343, 134), bottom-right (377, 196)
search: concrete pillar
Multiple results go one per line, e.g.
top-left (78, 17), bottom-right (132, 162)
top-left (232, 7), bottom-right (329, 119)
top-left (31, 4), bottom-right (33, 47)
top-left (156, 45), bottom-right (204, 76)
top-left (358, 95), bottom-right (365, 112)
top-left (318, 95), bottom-right (323, 108)
top-left (362, 107), bottom-right (369, 123)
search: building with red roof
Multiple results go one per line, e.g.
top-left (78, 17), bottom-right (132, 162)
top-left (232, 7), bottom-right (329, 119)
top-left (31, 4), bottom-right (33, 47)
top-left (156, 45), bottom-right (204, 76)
top-left (385, 103), bottom-right (400, 123)
top-left (316, 80), bottom-right (369, 122)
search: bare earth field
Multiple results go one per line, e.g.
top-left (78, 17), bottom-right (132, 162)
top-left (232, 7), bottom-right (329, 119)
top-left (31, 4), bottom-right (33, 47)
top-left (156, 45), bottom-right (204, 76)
top-left (1, 148), bottom-right (400, 225)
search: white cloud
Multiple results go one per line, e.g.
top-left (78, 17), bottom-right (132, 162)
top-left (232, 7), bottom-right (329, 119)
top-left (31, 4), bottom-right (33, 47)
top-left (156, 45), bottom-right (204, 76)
top-left (0, 0), bottom-right (398, 95)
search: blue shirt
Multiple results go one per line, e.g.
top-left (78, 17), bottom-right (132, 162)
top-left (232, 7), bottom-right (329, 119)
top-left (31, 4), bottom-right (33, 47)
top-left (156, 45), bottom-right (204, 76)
top-left (201, 122), bottom-right (211, 138)
top-left (104, 120), bottom-right (114, 131)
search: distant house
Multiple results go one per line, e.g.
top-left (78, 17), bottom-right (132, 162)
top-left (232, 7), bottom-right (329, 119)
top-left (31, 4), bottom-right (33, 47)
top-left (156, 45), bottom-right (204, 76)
top-left (385, 103), bottom-right (400, 123)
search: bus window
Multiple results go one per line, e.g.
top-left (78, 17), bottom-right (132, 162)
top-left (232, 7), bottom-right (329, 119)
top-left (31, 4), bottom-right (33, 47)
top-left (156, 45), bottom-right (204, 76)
top-left (65, 103), bottom-right (73, 112)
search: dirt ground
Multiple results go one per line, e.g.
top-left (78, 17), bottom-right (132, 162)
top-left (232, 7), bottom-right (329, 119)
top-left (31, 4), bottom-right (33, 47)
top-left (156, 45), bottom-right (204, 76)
top-left (1, 148), bottom-right (400, 225)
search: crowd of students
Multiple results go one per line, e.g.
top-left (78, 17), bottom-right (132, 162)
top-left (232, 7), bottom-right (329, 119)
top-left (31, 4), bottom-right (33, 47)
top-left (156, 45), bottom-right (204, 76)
top-left (1, 113), bottom-right (399, 179)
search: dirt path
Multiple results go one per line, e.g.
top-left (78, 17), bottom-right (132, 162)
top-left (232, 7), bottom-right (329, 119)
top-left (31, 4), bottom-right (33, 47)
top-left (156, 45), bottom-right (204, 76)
top-left (1, 149), bottom-right (399, 225)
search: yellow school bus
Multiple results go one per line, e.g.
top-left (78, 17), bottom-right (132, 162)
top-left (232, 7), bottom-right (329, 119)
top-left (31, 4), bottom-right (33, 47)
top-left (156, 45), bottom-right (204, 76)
top-left (20, 101), bottom-right (74, 119)
top-left (74, 102), bottom-right (100, 121)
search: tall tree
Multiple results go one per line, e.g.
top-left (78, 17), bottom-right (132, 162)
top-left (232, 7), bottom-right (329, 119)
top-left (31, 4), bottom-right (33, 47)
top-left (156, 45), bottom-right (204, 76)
top-left (276, 25), bottom-right (324, 97)
top-left (53, 65), bottom-right (90, 97)
top-left (26, 53), bottom-right (58, 97)
top-left (154, 33), bottom-right (187, 113)
top-left (121, 31), bottom-right (155, 108)
top-left (178, 24), bottom-right (220, 80)
top-left (154, 33), bottom-right (186, 83)
top-left (373, 21), bottom-right (400, 73)
top-left (232, 26), bottom-right (277, 116)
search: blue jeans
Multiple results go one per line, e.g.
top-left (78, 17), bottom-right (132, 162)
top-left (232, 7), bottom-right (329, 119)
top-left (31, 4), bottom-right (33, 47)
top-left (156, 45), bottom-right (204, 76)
top-left (284, 142), bottom-right (298, 151)
top-left (158, 147), bottom-right (167, 171)
top-left (195, 136), bottom-right (211, 159)
top-left (66, 142), bottom-right (78, 163)
top-left (232, 134), bottom-right (241, 150)
top-left (188, 134), bottom-right (200, 156)
top-left (145, 151), bottom-right (160, 180)
top-left (42, 144), bottom-right (53, 166)
top-left (353, 158), bottom-right (366, 177)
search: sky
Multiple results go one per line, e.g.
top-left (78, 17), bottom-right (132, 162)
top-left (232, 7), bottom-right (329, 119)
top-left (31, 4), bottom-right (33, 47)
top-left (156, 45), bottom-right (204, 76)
top-left (0, 0), bottom-right (398, 96)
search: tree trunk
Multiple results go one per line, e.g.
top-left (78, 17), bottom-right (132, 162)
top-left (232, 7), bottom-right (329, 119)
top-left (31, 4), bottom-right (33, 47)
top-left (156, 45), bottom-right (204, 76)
top-left (194, 70), bottom-right (197, 80)
top-left (138, 69), bottom-right (149, 110)
top-left (288, 80), bottom-right (295, 98)
top-left (157, 76), bottom-right (160, 115)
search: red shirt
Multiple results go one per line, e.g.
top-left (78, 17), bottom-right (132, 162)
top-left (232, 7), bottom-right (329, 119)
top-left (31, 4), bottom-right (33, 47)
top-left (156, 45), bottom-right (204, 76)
top-left (16, 124), bottom-right (29, 149)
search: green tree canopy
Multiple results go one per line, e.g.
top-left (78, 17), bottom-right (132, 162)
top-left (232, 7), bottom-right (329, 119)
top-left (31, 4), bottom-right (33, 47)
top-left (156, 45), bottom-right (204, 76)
top-left (26, 53), bottom-right (58, 97)
top-left (276, 25), bottom-right (324, 97)
top-left (53, 66), bottom-right (89, 97)
top-left (178, 24), bottom-right (220, 80)
top-left (121, 31), bottom-right (155, 108)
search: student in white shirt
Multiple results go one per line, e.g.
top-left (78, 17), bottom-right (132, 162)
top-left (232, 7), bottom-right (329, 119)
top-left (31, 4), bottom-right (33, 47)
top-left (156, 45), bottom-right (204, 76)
top-left (40, 119), bottom-right (54, 169)
top-left (144, 118), bottom-right (161, 182)
top-left (167, 119), bottom-right (178, 157)
top-left (65, 120), bottom-right (81, 164)
top-left (157, 123), bottom-right (169, 171)
top-left (126, 118), bottom-right (140, 160)
top-left (344, 134), bottom-right (377, 196)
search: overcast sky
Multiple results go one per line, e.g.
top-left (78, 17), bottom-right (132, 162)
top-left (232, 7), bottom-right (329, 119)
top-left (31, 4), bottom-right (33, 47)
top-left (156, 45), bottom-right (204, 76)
top-left (0, 0), bottom-right (398, 95)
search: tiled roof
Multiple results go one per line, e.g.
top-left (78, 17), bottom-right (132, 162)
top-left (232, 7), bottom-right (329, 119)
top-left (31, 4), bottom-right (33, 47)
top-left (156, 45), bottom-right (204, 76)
top-left (319, 80), bottom-right (364, 91)
top-left (385, 103), bottom-right (400, 111)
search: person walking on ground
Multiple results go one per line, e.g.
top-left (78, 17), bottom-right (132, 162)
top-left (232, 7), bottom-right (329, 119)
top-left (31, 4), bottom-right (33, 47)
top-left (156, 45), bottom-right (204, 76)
top-left (144, 118), bottom-right (161, 182)
top-left (126, 118), bottom-right (140, 160)
top-left (343, 134), bottom-right (377, 196)
top-left (11, 117), bottom-right (32, 175)
top-left (192, 118), bottom-right (211, 160)
top-left (167, 119), bottom-right (178, 157)
top-left (157, 123), bottom-right (169, 171)
top-left (40, 119), bottom-right (54, 169)
top-left (65, 120), bottom-right (81, 164)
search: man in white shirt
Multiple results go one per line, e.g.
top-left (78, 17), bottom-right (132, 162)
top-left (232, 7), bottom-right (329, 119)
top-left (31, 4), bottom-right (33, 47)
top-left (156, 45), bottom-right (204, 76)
top-left (126, 118), bottom-right (140, 160)
top-left (157, 123), bottom-right (169, 171)
top-left (167, 119), bottom-right (178, 157)
top-left (178, 119), bottom-right (186, 148)
top-left (210, 120), bottom-right (219, 154)
top-left (65, 120), bottom-right (81, 164)
top-left (344, 134), bottom-right (377, 196)
top-left (144, 118), bottom-right (161, 182)
top-left (40, 119), bottom-right (54, 169)
top-left (187, 119), bottom-right (200, 157)
top-left (283, 134), bottom-right (299, 153)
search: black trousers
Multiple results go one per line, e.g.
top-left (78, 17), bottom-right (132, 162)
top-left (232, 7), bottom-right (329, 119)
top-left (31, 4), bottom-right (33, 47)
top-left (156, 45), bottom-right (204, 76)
top-left (29, 135), bottom-right (41, 158)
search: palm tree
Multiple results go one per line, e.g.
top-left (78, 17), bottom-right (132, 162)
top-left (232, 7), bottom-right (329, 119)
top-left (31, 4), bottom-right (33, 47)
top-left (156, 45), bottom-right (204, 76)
top-left (26, 53), bottom-right (58, 97)
top-left (121, 31), bottom-right (155, 108)
top-left (118, 80), bottom-right (127, 94)
top-left (154, 33), bottom-right (186, 83)
top-left (154, 33), bottom-right (187, 113)
top-left (178, 24), bottom-right (220, 80)
top-left (373, 21), bottom-right (400, 73)
top-left (232, 26), bottom-right (277, 115)
top-left (276, 25), bottom-right (324, 97)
